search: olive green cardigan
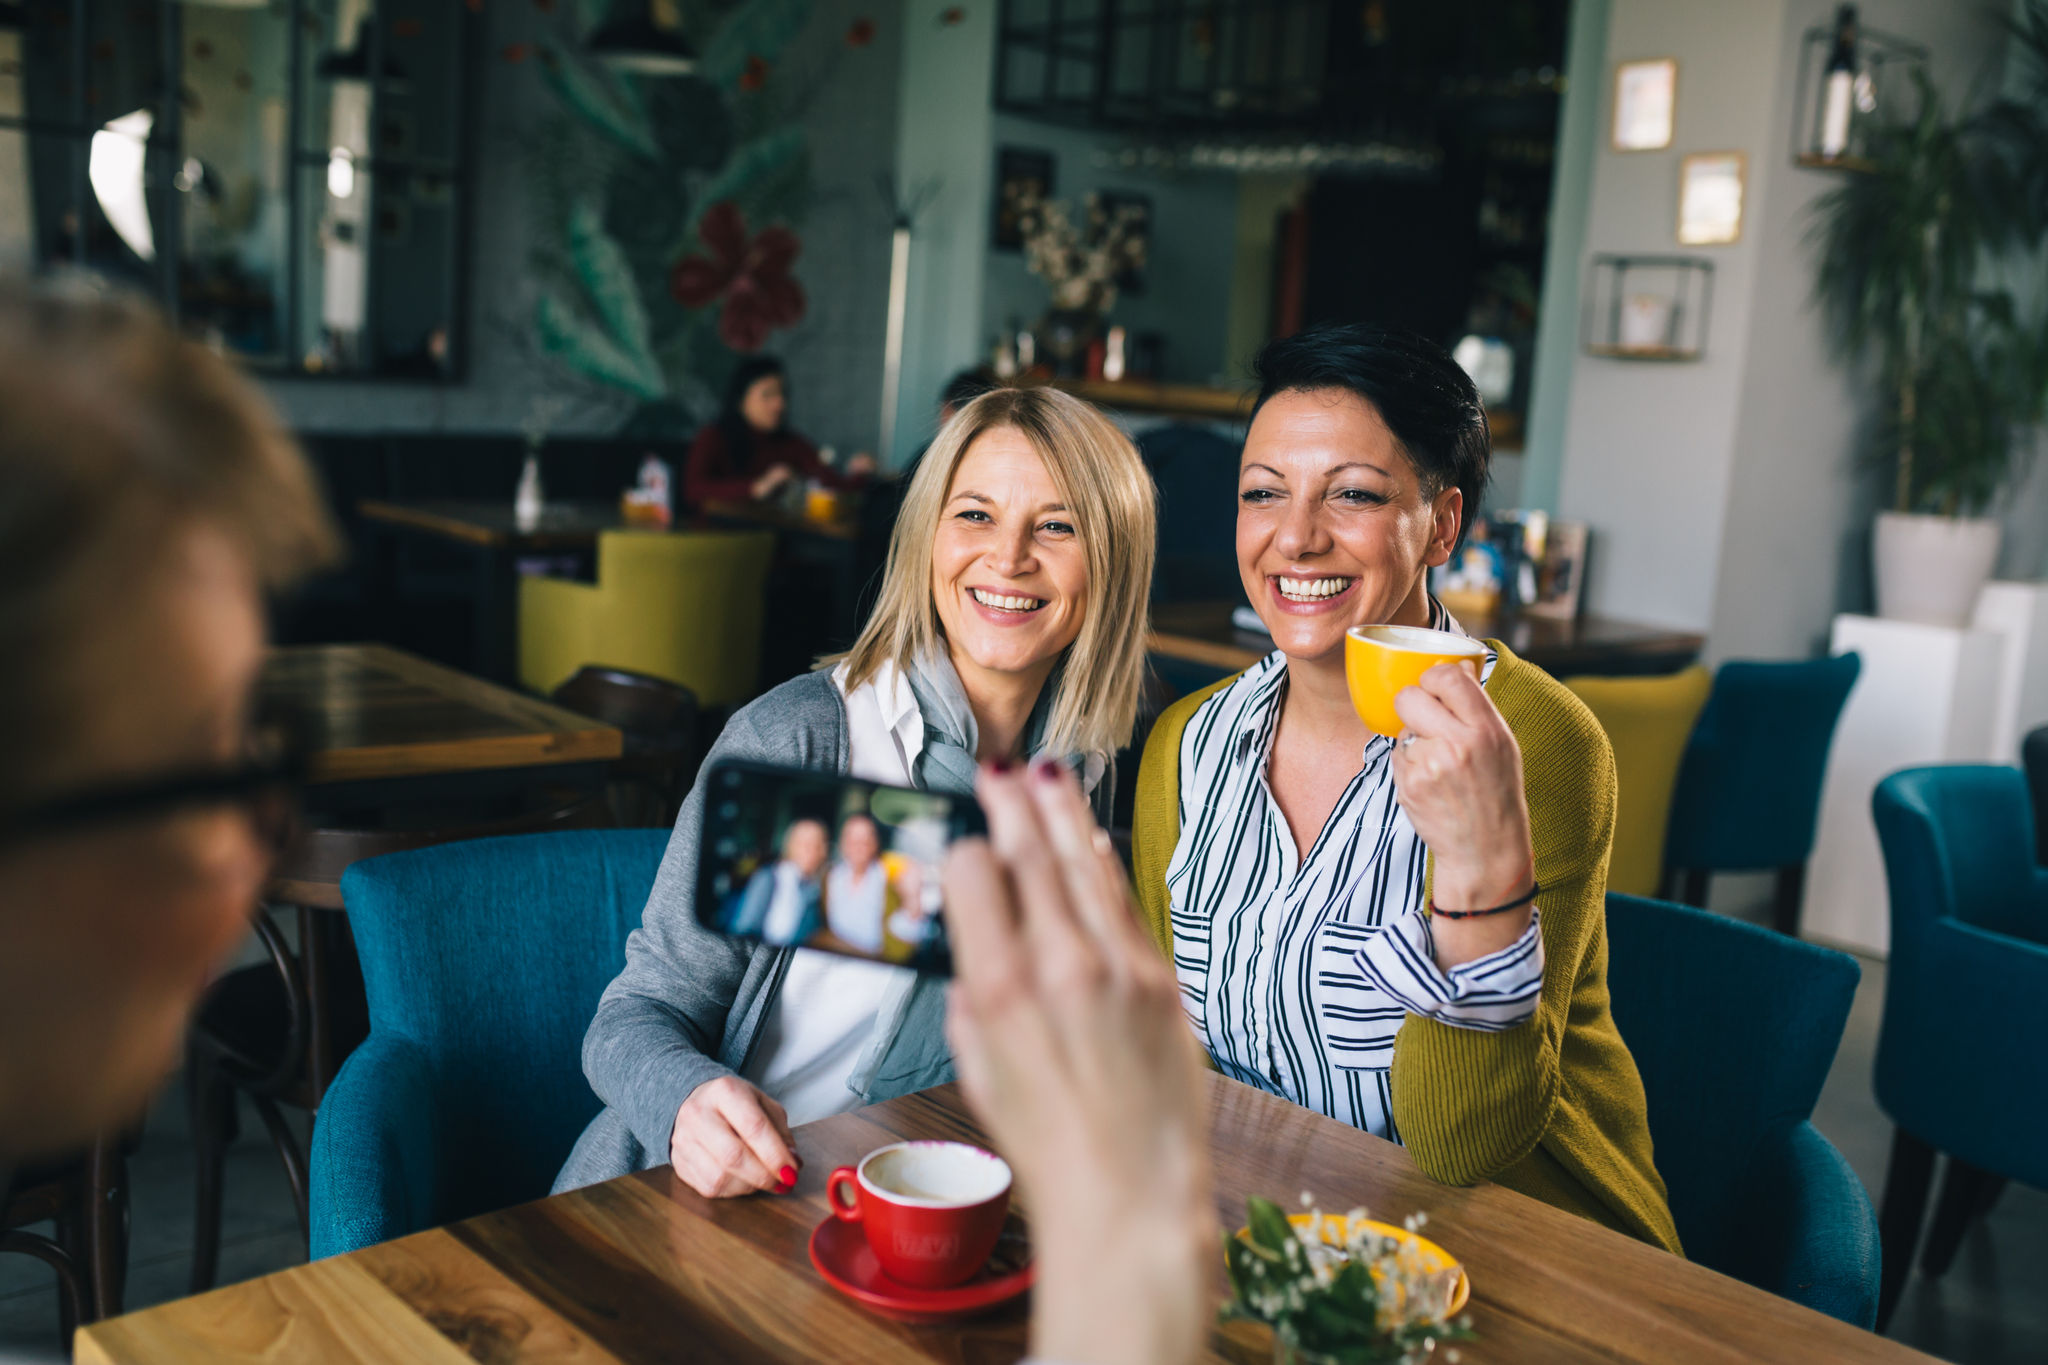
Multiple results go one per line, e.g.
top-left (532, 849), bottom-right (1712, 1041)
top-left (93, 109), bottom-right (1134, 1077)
top-left (1133, 642), bottom-right (1683, 1256)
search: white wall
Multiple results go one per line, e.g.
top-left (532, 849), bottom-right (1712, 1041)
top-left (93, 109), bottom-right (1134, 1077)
top-left (888, 0), bottom-right (997, 466)
top-left (1707, 0), bottom-right (2005, 660)
top-left (1555, 0), bottom-right (2015, 660)
top-left (1556, 0), bottom-right (1786, 634)
top-left (1520, 0), bottom-right (1609, 513)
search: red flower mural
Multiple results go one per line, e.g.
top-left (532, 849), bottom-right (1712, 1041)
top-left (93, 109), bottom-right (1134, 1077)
top-left (739, 54), bottom-right (770, 91)
top-left (670, 202), bottom-right (806, 354)
top-left (847, 18), bottom-right (875, 46)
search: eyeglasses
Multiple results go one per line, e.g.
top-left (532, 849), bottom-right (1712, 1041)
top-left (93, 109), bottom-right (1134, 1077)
top-left (0, 724), bottom-right (308, 856)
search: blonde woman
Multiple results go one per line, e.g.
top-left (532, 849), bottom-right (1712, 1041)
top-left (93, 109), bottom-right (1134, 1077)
top-left (557, 387), bottom-right (1155, 1198)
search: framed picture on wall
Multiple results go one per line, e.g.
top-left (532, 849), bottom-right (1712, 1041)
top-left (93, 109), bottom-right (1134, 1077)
top-left (1611, 58), bottom-right (1678, 151)
top-left (1677, 151), bottom-right (1746, 245)
top-left (993, 147), bottom-right (1055, 251)
top-left (1097, 190), bottom-right (1151, 296)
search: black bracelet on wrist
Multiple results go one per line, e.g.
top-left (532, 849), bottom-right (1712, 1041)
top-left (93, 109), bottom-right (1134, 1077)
top-left (1428, 881), bottom-right (1541, 920)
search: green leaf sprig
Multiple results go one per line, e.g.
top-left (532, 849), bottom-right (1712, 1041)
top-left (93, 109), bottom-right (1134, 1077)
top-left (1221, 1195), bottom-right (1474, 1365)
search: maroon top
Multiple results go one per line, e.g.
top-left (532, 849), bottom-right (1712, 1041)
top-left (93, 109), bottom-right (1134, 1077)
top-left (682, 425), bottom-right (858, 508)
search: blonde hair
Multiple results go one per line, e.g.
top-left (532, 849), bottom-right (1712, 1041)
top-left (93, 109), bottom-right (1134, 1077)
top-left (0, 277), bottom-right (340, 803)
top-left (838, 387), bottom-right (1156, 759)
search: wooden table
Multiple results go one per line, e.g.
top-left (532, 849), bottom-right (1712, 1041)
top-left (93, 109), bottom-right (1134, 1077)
top-left (256, 643), bottom-right (623, 1097)
top-left (265, 640), bottom-right (624, 827)
top-left (77, 1074), bottom-right (1932, 1364)
top-left (702, 497), bottom-right (860, 543)
top-left (264, 642), bottom-right (622, 794)
top-left (358, 499), bottom-right (624, 683)
top-left (1149, 600), bottom-right (1707, 680)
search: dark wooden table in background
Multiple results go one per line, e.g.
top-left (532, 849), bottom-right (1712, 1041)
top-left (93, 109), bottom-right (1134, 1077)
top-left (360, 496), bottom-right (872, 685)
top-left (78, 1074), bottom-right (1932, 1364)
top-left (262, 642), bottom-right (622, 813)
top-left (358, 499), bottom-right (623, 684)
top-left (1149, 600), bottom-right (1706, 680)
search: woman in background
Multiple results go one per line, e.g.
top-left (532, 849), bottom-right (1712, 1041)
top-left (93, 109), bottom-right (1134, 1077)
top-left (682, 356), bottom-right (876, 509)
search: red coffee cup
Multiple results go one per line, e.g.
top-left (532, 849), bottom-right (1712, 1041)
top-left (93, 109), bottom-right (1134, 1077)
top-left (825, 1140), bottom-right (1012, 1288)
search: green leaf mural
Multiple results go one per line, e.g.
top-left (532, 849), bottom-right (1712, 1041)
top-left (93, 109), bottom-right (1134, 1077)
top-left (540, 40), bottom-right (661, 159)
top-left (536, 287), bottom-right (667, 401)
top-left (684, 127), bottom-right (808, 238)
top-left (701, 0), bottom-right (817, 89)
top-left (568, 197), bottom-right (656, 364)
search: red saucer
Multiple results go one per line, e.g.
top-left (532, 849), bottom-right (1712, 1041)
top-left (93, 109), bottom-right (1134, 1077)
top-left (809, 1214), bottom-right (1034, 1323)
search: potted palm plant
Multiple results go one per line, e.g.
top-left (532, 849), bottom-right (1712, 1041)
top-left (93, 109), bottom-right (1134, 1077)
top-left (1809, 17), bottom-right (2048, 626)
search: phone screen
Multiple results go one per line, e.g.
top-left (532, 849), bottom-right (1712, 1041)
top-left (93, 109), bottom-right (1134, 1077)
top-left (694, 759), bottom-right (984, 975)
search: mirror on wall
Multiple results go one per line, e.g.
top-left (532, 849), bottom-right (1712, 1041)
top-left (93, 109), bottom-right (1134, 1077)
top-left (0, 0), bottom-right (471, 380)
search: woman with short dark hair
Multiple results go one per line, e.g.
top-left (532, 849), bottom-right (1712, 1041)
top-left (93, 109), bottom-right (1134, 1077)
top-left (1131, 323), bottom-right (1682, 1253)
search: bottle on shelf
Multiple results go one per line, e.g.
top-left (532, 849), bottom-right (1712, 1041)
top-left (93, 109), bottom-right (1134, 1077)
top-left (1819, 4), bottom-right (1859, 159)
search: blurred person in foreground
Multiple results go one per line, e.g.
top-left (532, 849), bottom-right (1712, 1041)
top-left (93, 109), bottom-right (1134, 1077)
top-left (0, 279), bottom-right (336, 1189)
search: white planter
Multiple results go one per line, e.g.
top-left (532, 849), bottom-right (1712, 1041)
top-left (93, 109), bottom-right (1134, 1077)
top-left (1872, 511), bottom-right (2001, 626)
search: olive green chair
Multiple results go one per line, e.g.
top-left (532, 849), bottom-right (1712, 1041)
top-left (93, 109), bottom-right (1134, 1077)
top-left (1562, 666), bottom-right (1713, 896)
top-left (518, 530), bottom-right (774, 709)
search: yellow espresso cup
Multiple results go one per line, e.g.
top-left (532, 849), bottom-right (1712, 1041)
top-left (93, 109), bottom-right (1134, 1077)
top-left (1344, 625), bottom-right (1488, 737)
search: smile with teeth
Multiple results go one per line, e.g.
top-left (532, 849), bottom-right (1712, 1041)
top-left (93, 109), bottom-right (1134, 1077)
top-left (970, 587), bottom-right (1047, 612)
top-left (1274, 576), bottom-right (1355, 602)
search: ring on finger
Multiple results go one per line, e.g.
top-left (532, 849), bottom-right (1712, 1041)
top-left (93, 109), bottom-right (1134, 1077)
top-left (1399, 732), bottom-right (1420, 751)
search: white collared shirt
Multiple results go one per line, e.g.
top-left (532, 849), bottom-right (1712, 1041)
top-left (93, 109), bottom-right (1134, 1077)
top-left (1164, 601), bottom-right (1546, 1141)
top-left (740, 660), bottom-right (1107, 1126)
top-left (736, 663), bottom-right (924, 1125)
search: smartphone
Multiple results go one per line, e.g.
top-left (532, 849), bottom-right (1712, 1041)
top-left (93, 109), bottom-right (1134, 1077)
top-left (694, 759), bottom-right (986, 976)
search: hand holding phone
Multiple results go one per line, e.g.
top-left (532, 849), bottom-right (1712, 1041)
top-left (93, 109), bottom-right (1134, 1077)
top-left (695, 760), bottom-right (985, 975)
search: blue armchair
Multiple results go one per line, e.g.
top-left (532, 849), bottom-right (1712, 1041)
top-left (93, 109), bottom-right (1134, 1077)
top-left (1604, 893), bottom-right (1878, 1326)
top-left (1662, 653), bottom-right (1860, 935)
top-left (308, 829), bottom-right (667, 1258)
top-left (1870, 766), bottom-right (2048, 1328)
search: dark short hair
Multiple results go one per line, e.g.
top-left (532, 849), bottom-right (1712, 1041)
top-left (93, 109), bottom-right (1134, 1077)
top-left (940, 369), bottom-right (993, 411)
top-left (1250, 324), bottom-right (1490, 543)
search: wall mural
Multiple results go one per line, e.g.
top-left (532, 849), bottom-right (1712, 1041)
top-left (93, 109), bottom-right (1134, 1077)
top-left (528, 0), bottom-right (877, 430)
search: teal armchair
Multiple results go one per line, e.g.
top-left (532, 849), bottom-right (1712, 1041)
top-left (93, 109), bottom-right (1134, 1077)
top-left (1662, 653), bottom-right (1860, 935)
top-left (1604, 893), bottom-right (1877, 1326)
top-left (308, 830), bottom-right (666, 1258)
top-left (1870, 766), bottom-right (2048, 1328)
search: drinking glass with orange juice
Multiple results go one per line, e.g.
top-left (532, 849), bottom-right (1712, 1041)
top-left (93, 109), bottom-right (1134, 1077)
top-left (1343, 625), bottom-right (1488, 737)
top-left (804, 481), bottom-right (842, 524)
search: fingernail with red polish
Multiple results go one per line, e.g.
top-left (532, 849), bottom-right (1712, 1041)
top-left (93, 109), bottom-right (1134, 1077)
top-left (779, 1165), bottom-right (798, 1187)
top-left (988, 757), bottom-right (1015, 774)
top-left (1031, 756), bottom-right (1062, 781)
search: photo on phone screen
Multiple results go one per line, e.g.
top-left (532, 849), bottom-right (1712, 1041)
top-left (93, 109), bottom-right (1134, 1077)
top-left (695, 759), bottom-right (984, 976)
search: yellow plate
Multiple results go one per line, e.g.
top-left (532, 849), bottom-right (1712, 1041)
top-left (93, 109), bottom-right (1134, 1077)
top-left (1233, 1213), bottom-right (1471, 1319)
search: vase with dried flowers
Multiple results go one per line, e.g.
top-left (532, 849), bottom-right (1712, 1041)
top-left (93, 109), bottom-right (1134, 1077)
top-left (1011, 187), bottom-right (1148, 376)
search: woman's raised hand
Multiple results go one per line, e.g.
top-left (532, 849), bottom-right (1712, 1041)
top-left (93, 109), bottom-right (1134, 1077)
top-left (668, 1075), bottom-right (800, 1199)
top-left (943, 759), bottom-right (1214, 1365)
top-left (750, 463), bottom-right (796, 501)
top-left (1390, 662), bottom-right (1538, 962)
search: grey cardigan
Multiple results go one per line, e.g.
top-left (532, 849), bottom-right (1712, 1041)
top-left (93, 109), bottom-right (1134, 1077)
top-left (553, 670), bottom-right (956, 1192)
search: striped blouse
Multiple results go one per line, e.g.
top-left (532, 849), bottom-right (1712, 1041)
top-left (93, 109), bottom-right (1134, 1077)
top-left (1163, 600), bottom-right (1547, 1141)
